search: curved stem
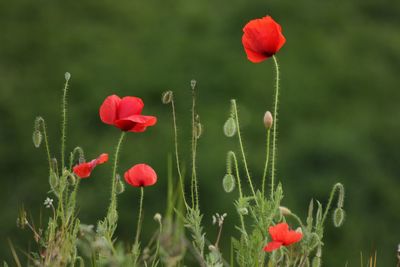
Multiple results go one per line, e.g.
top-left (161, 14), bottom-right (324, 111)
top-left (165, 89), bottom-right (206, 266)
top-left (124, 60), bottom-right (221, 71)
top-left (135, 187), bottom-right (145, 245)
top-left (171, 99), bottom-right (189, 210)
top-left (231, 100), bottom-right (256, 199)
top-left (261, 129), bottom-right (271, 197)
top-left (61, 77), bottom-right (70, 171)
top-left (270, 55), bottom-right (280, 199)
top-left (322, 183), bottom-right (344, 224)
top-left (110, 132), bottom-right (126, 210)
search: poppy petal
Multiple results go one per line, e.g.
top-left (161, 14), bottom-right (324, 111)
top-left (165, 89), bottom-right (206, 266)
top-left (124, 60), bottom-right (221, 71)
top-left (283, 231), bottom-right (303, 246)
top-left (263, 241), bottom-right (283, 252)
top-left (99, 95), bottom-right (121, 125)
top-left (73, 162), bottom-right (94, 178)
top-left (118, 96), bottom-right (144, 119)
top-left (95, 153), bottom-right (109, 164)
top-left (269, 223), bottom-right (289, 241)
top-left (114, 115), bottom-right (157, 132)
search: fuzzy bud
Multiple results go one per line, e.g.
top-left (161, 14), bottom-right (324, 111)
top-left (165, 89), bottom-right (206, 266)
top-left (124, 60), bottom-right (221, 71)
top-left (65, 72), bottom-right (71, 81)
top-left (115, 174), bottom-right (125, 194)
top-left (32, 130), bottom-right (42, 148)
top-left (279, 206), bottom-right (292, 216)
top-left (49, 171), bottom-right (59, 191)
top-left (153, 213), bottom-right (162, 223)
top-left (190, 79), bottom-right (197, 90)
top-left (222, 174), bottom-right (235, 193)
top-left (263, 111), bottom-right (273, 129)
top-left (333, 208), bottom-right (345, 227)
top-left (208, 245), bottom-right (218, 252)
top-left (295, 227), bottom-right (303, 234)
top-left (311, 257), bottom-right (321, 267)
top-left (223, 117), bottom-right (236, 137)
top-left (161, 91), bottom-right (173, 104)
top-left (238, 207), bottom-right (248, 215)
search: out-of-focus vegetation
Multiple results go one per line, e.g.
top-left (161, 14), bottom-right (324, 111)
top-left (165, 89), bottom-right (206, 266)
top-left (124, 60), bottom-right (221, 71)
top-left (1, 0), bottom-right (399, 266)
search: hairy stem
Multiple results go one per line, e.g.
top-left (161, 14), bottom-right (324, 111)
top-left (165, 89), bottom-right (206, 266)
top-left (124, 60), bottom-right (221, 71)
top-left (270, 55), bottom-right (280, 199)
top-left (322, 183), bottom-right (344, 224)
top-left (191, 87), bottom-right (199, 210)
top-left (135, 187), bottom-right (145, 245)
top-left (262, 129), bottom-right (271, 197)
top-left (60, 76), bottom-right (70, 171)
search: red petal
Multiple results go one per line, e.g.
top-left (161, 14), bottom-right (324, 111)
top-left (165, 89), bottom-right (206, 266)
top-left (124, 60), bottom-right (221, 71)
top-left (283, 230), bottom-right (303, 246)
top-left (263, 241), bottom-right (283, 252)
top-left (99, 95), bottom-right (121, 125)
top-left (114, 115), bottom-right (157, 132)
top-left (96, 153), bottom-right (109, 164)
top-left (117, 96), bottom-right (144, 119)
top-left (73, 162), bottom-right (94, 178)
top-left (269, 223), bottom-right (289, 242)
top-left (124, 163), bottom-right (157, 187)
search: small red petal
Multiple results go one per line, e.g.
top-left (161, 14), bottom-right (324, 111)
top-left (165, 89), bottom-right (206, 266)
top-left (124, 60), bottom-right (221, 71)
top-left (263, 241), bottom-right (283, 252)
top-left (99, 95), bottom-right (121, 125)
top-left (283, 230), bottom-right (303, 246)
top-left (269, 223), bottom-right (289, 241)
top-left (115, 115), bottom-right (157, 132)
top-left (96, 153), bottom-right (109, 164)
top-left (73, 162), bottom-right (93, 178)
top-left (118, 96), bottom-right (144, 119)
top-left (124, 163), bottom-right (157, 187)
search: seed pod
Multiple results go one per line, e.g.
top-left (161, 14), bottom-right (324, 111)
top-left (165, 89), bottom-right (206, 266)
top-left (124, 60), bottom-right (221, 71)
top-left (223, 117), bottom-right (236, 137)
top-left (333, 208), bottom-right (345, 227)
top-left (161, 91), bottom-right (173, 104)
top-left (32, 130), bottom-right (42, 148)
top-left (222, 174), bottom-right (235, 193)
top-left (263, 111), bottom-right (273, 129)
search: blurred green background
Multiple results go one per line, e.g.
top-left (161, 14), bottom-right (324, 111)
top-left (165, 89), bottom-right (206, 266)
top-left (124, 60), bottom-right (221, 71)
top-left (1, 0), bottom-right (400, 265)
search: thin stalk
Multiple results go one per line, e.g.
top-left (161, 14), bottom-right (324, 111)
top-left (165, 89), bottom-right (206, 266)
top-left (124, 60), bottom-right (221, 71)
top-left (270, 55), bottom-right (280, 199)
top-left (322, 183), bottom-right (344, 224)
top-left (151, 219), bottom-right (162, 267)
top-left (110, 132), bottom-right (126, 210)
top-left (262, 129), bottom-right (271, 196)
top-left (170, 99), bottom-right (189, 210)
top-left (191, 87), bottom-right (199, 210)
top-left (135, 187), bottom-right (145, 245)
top-left (38, 118), bottom-right (52, 175)
top-left (231, 100), bottom-right (256, 199)
top-left (60, 75), bottom-right (70, 171)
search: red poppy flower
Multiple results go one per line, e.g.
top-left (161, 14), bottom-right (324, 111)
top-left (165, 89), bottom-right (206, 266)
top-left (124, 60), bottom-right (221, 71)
top-left (99, 95), bottom-right (157, 132)
top-left (124, 164), bottom-right (157, 187)
top-left (263, 223), bottom-right (302, 252)
top-left (73, 153), bottom-right (109, 178)
top-left (242, 16), bottom-right (286, 63)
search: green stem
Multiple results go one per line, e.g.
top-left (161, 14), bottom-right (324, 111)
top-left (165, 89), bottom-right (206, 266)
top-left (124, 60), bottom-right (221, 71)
top-left (170, 99), bottom-right (189, 210)
top-left (135, 187), bottom-right (145, 245)
top-left (322, 183), bottom-right (344, 224)
top-left (110, 132), bottom-right (126, 210)
top-left (37, 117), bottom-right (52, 175)
top-left (231, 100), bottom-right (256, 199)
top-left (61, 76), bottom-right (70, 171)
top-left (191, 87), bottom-right (199, 210)
top-left (151, 219), bottom-right (162, 267)
top-left (270, 55), bottom-right (280, 199)
top-left (261, 129), bottom-right (271, 197)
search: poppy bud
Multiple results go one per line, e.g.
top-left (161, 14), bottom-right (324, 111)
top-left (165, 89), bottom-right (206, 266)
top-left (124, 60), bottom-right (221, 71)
top-left (223, 117), bottom-right (237, 137)
top-left (333, 208), bottom-right (345, 227)
top-left (194, 122), bottom-right (203, 139)
top-left (153, 213), bottom-right (162, 223)
top-left (32, 130), bottom-right (42, 148)
top-left (161, 91), bottom-right (173, 104)
top-left (190, 79), bottom-right (197, 90)
top-left (51, 158), bottom-right (58, 173)
top-left (49, 170), bottom-right (59, 191)
top-left (208, 245), bottom-right (218, 252)
top-left (65, 72), bottom-right (71, 81)
top-left (238, 207), bottom-right (248, 215)
top-left (222, 174), bottom-right (235, 193)
top-left (116, 174), bottom-right (125, 194)
top-left (279, 206), bottom-right (291, 216)
top-left (263, 111), bottom-right (273, 129)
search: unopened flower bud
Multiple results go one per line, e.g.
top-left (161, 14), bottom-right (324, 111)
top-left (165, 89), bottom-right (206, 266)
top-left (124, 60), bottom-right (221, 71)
top-left (194, 122), bottom-right (203, 139)
top-left (161, 91), bottom-right (173, 104)
top-left (208, 245), bottom-right (218, 252)
top-left (49, 171), bottom-right (59, 191)
top-left (190, 79), bottom-right (197, 90)
top-left (115, 174), bottom-right (125, 194)
top-left (65, 72), bottom-right (71, 81)
top-left (263, 111), bottom-right (273, 129)
top-left (222, 174), bottom-right (235, 193)
top-left (295, 227), bottom-right (303, 234)
top-left (153, 213), bottom-right (162, 223)
top-left (223, 117), bottom-right (236, 137)
top-left (333, 208), bottom-right (345, 227)
top-left (238, 207), bottom-right (248, 215)
top-left (32, 130), bottom-right (42, 148)
top-left (279, 206), bottom-right (291, 216)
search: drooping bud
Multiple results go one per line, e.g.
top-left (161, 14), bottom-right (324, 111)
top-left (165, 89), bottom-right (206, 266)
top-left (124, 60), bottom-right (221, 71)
top-left (161, 91), bottom-right (173, 104)
top-left (32, 130), bottom-right (42, 148)
top-left (279, 206), bottom-right (291, 216)
top-left (115, 174), bottom-right (125, 194)
top-left (223, 117), bottom-right (236, 137)
top-left (263, 111), bottom-right (273, 129)
top-left (153, 213), bottom-right (162, 223)
top-left (65, 72), bottom-right (71, 82)
top-left (222, 174), bottom-right (235, 193)
top-left (333, 208), bottom-right (345, 227)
